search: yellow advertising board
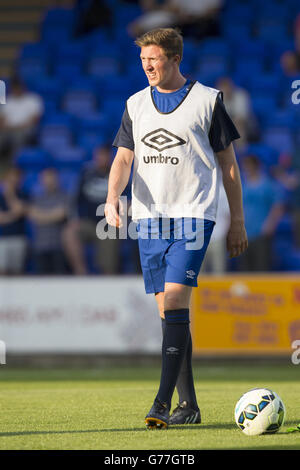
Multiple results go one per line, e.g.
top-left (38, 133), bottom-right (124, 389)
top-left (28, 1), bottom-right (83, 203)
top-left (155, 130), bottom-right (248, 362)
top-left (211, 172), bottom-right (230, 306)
top-left (191, 275), bottom-right (300, 356)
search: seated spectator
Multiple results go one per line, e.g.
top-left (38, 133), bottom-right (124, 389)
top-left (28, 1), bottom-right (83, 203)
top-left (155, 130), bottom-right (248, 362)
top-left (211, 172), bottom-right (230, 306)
top-left (73, 0), bottom-right (113, 37)
top-left (129, 0), bottom-right (222, 39)
top-left (62, 144), bottom-right (120, 275)
top-left (0, 75), bottom-right (44, 163)
top-left (280, 50), bottom-right (300, 77)
top-left (289, 148), bottom-right (300, 248)
top-left (237, 155), bottom-right (285, 272)
top-left (0, 166), bottom-right (28, 275)
top-left (128, 1), bottom-right (177, 37)
top-left (168, 0), bottom-right (222, 40)
top-left (216, 77), bottom-right (258, 148)
top-left (27, 168), bottom-right (68, 275)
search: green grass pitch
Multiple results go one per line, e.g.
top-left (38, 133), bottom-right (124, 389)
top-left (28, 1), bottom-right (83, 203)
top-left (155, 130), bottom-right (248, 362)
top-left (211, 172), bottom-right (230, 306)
top-left (0, 362), bottom-right (300, 450)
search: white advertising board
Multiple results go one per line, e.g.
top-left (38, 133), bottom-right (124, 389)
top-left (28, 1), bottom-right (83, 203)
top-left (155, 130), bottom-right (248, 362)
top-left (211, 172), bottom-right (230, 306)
top-left (0, 276), bottom-right (161, 354)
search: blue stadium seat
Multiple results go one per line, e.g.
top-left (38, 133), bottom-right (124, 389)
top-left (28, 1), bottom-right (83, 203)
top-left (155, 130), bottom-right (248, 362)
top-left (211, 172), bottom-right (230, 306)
top-left (56, 41), bottom-right (86, 63)
top-left (19, 42), bottom-right (49, 60)
top-left (236, 40), bottom-right (266, 60)
top-left (233, 59), bottom-right (265, 87)
top-left (50, 146), bottom-right (87, 170)
top-left (263, 127), bottom-right (294, 154)
top-left (247, 73), bottom-right (281, 95)
top-left (221, 23), bottom-right (251, 41)
top-left (29, 76), bottom-right (64, 102)
top-left (256, 23), bottom-right (288, 42)
top-left (88, 56), bottom-right (120, 78)
top-left (75, 111), bottom-right (109, 135)
top-left (58, 169), bottom-right (80, 194)
top-left (15, 147), bottom-right (52, 171)
top-left (251, 94), bottom-right (278, 122)
top-left (41, 113), bottom-right (73, 128)
top-left (62, 90), bottom-right (97, 117)
top-left (18, 59), bottom-right (49, 81)
top-left (21, 170), bottom-right (41, 196)
top-left (265, 109), bottom-right (296, 129)
top-left (54, 62), bottom-right (82, 80)
top-left (43, 7), bottom-right (75, 24)
top-left (199, 39), bottom-right (230, 59)
top-left (41, 27), bottom-right (73, 46)
top-left (39, 128), bottom-right (73, 152)
top-left (196, 57), bottom-right (228, 79)
top-left (77, 132), bottom-right (108, 157)
top-left (243, 143), bottom-right (278, 166)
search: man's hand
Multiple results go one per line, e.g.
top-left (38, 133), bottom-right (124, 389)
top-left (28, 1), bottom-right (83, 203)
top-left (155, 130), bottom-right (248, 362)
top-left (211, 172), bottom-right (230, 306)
top-left (226, 220), bottom-right (248, 258)
top-left (104, 197), bottom-right (124, 228)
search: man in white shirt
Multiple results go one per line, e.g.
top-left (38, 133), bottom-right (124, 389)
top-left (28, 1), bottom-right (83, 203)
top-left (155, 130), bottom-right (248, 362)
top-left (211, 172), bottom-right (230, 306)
top-left (0, 75), bottom-right (43, 159)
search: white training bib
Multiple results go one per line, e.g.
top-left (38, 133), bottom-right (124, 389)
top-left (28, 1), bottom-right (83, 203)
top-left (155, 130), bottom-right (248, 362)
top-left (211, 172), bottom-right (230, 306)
top-left (126, 81), bottom-right (222, 222)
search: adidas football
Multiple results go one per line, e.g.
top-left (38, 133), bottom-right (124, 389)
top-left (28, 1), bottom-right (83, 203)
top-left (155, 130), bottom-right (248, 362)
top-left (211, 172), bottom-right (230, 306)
top-left (234, 388), bottom-right (285, 436)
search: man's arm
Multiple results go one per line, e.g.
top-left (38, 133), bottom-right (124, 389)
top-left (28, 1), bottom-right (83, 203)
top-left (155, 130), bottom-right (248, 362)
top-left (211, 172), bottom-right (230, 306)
top-left (216, 143), bottom-right (248, 258)
top-left (105, 146), bottom-right (134, 227)
top-left (27, 206), bottom-right (67, 224)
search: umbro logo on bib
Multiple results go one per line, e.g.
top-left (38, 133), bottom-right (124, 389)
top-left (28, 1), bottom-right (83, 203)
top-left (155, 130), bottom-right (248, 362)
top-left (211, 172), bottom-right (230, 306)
top-left (141, 128), bottom-right (186, 152)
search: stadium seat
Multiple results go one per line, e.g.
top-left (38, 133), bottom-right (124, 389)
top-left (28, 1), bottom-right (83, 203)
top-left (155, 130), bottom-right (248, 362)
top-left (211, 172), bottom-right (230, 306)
top-left (199, 39), bottom-right (231, 59)
top-left (247, 73), bottom-right (281, 95)
top-left (76, 111), bottom-right (111, 135)
top-left (18, 59), bottom-right (49, 81)
top-left (54, 62), bottom-right (83, 80)
top-left (15, 147), bottom-right (52, 171)
top-left (42, 7), bottom-right (75, 27)
top-left (19, 42), bottom-right (49, 60)
top-left (243, 143), bottom-right (278, 167)
top-left (77, 132), bottom-right (108, 157)
top-left (251, 94), bottom-right (278, 123)
top-left (39, 127), bottom-right (73, 152)
top-left (62, 90), bottom-right (97, 117)
top-left (50, 146), bottom-right (87, 170)
top-left (263, 127), bottom-right (294, 154)
top-left (58, 169), bottom-right (80, 194)
top-left (28, 76), bottom-right (64, 105)
top-left (88, 56), bottom-right (120, 78)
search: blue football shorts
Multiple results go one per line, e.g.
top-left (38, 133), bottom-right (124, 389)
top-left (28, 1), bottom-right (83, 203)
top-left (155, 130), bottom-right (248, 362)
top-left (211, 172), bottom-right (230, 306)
top-left (137, 218), bottom-right (215, 294)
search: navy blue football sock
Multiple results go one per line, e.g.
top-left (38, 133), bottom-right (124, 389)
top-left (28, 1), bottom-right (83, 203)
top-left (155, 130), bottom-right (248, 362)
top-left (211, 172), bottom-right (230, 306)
top-left (161, 318), bottom-right (198, 410)
top-left (156, 309), bottom-right (190, 410)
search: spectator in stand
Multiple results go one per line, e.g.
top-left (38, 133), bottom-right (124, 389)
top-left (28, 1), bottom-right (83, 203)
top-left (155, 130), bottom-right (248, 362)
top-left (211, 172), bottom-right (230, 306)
top-left (280, 50), bottom-right (300, 77)
top-left (128, 0), bottom-right (222, 39)
top-left (27, 168), bottom-right (68, 275)
top-left (128, 1), bottom-right (177, 37)
top-left (73, 0), bottom-right (113, 37)
top-left (201, 183), bottom-right (230, 273)
top-left (216, 77), bottom-right (257, 148)
top-left (62, 144), bottom-right (120, 275)
top-left (237, 155), bottom-right (285, 272)
top-left (288, 148), bottom-right (300, 248)
top-left (0, 166), bottom-right (28, 275)
top-left (0, 75), bottom-right (43, 163)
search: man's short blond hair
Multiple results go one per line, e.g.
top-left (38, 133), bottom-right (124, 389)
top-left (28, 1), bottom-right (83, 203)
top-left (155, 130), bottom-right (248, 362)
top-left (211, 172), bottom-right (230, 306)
top-left (135, 28), bottom-right (183, 62)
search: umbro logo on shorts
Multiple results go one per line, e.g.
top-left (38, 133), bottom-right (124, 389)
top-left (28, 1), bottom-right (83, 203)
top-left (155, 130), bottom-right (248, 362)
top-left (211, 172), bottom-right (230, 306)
top-left (166, 347), bottom-right (179, 355)
top-left (141, 128), bottom-right (186, 152)
top-left (186, 270), bottom-right (196, 279)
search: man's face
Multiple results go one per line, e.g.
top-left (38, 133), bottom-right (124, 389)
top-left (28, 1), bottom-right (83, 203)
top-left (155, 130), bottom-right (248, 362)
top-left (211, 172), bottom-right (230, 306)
top-left (140, 45), bottom-right (178, 89)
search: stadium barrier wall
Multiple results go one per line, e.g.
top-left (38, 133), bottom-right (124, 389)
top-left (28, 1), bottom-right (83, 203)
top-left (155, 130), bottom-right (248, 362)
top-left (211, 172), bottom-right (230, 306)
top-left (0, 275), bottom-right (299, 358)
top-left (0, 276), bottom-right (160, 355)
top-left (192, 274), bottom-right (300, 357)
